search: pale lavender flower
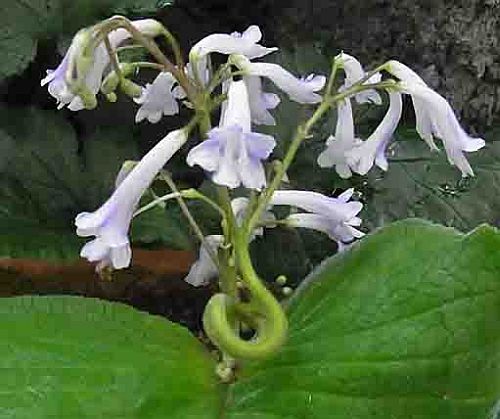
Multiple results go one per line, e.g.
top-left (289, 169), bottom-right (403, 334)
top-left (184, 235), bottom-right (223, 287)
top-left (244, 76), bottom-right (281, 125)
top-left (41, 19), bottom-right (163, 111)
top-left (387, 60), bottom-right (485, 176)
top-left (75, 129), bottom-right (188, 269)
top-left (232, 55), bottom-right (326, 104)
top-left (270, 188), bottom-right (364, 249)
top-left (336, 52), bottom-right (382, 105)
top-left (231, 197), bottom-right (276, 238)
top-left (187, 80), bottom-right (276, 190)
top-left (346, 91), bottom-right (403, 175)
top-left (317, 98), bottom-right (362, 178)
top-left (134, 72), bottom-right (186, 123)
top-left (190, 25), bottom-right (277, 60)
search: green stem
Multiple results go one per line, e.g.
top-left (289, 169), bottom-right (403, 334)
top-left (93, 16), bottom-right (195, 101)
top-left (246, 78), bottom-right (397, 235)
top-left (160, 27), bottom-right (184, 69)
top-left (203, 227), bottom-right (288, 360)
top-left (133, 191), bottom-right (181, 217)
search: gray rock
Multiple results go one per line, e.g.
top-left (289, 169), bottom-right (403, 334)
top-left (276, 0), bottom-right (500, 129)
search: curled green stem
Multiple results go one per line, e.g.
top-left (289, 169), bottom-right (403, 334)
top-left (202, 228), bottom-right (288, 360)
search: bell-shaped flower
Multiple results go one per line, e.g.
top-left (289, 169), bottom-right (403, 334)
top-left (186, 80), bottom-right (276, 190)
top-left (336, 52), bottom-right (382, 105)
top-left (346, 91), bottom-right (403, 175)
top-left (41, 19), bottom-right (163, 111)
top-left (317, 98), bottom-right (362, 178)
top-left (184, 235), bottom-right (223, 287)
top-left (231, 196), bottom-right (276, 239)
top-left (75, 129), bottom-right (188, 269)
top-left (186, 56), bottom-right (211, 87)
top-left (134, 72), bottom-right (186, 123)
top-left (270, 188), bottom-right (364, 249)
top-left (232, 55), bottom-right (326, 104)
top-left (190, 25), bottom-right (277, 61)
top-left (244, 76), bottom-right (281, 125)
top-left (387, 61), bottom-right (485, 176)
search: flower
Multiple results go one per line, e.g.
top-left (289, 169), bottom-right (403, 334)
top-left (244, 76), bottom-right (281, 125)
top-left (336, 52), bottom-right (382, 105)
top-left (231, 197), bottom-right (276, 238)
top-left (184, 235), bottom-right (223, 287)
top-left (317, 98), bottom-right (362, 178)
top-left (75, 129), bottom-right (188, 269)
top-left (346, 91), bottom-right (403, 175)
top-left (232, 55), bottom-right (326, 104)
top-left (387, 60), bottom-right (485, 176)
top-left (190, 25), bottom-right (277, 60)
top-left (134, 72), bottom-right (186, 123)
top-left (41, 19), bottom-right (163, 111)
top-left (269, 188), bottom-right (364, 249)
top-left (187, 80), bottom-right (276, 190)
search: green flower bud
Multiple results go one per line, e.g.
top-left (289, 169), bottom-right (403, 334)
top-left (120, 79), bottom-right (143, 98)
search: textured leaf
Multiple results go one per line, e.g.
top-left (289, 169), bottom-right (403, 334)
top-left (0, 296), bottom-right (220, 418)
top-left (131, 203), bottom-right (193, 250)
top-left (0, 0), bottom-right (171, 80)
top-left (53, 0), bottom-right (166, 36)
top-left (0, 107), bottom-right (189, 261)
top-left (0, 0), bottom-right (59, 79)
top-left (364, 128), bottom-right (500, 231)
top-left (226, 219), bottom-right (500, 418)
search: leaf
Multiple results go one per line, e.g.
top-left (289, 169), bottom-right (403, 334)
top-left (0, 0), bottom-right (59, 80)
top-left (226, 219), bottom-right (500, 418)
top-left (0, 107), bottom-right (194, 261)
top-left (363, 128), bottom-right (500, 231)
top-left (131, 203), bottom-right (194, 250)
top-left (0, 296), bottom-right (220, 418)
top-left (0, 0), bottom-right (171, 81)
top-left (53, 0), bottom-right (165, 36)
top-left (0, 218), bottom-right (82, 262)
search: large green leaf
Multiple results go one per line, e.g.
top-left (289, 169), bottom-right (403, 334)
top-left (226, 219), bottom-right (500, 418)
top-left (0, 296), bottom-right (220, 418)
top-left (364, 128), bottom-right (500, 231)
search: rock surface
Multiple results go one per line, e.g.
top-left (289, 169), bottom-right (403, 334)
top-left (174, 0), bottom-right (500, 129)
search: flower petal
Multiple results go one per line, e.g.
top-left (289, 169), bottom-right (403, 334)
top-left (347, 91), bottom-right (402, 175)
top-left (234, 55), bottom-right (325, 104)
top-left (190, 26), bottom-right (277, 60)
top-left (76, 129), bottom-right (188, 269)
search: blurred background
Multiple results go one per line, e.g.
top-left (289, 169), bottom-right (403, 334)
top-left (1, 0), bottom-right (499, 332)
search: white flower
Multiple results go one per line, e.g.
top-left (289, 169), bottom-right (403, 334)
top-left (231, 196), bottom-right (276, 238)
top-left (186, 56), bottom-right (211, 87)
top-left (387, 61), bottom-right (485, 176)
top-left (184, 235), bottom-right (223, 287)
top-left (190, 25), bottom-right (277, 60)
top-left (134, 72), bottom-right (186, 123)
top-left (346, 91), bottom-right (403, 175)
top-left (75, 129), bottom-right (188, 269)
top-left (187, 80), bottom-right (276, 190)
top-left (232, 55), bottom-right (326, 104)
top-left (41, 19), bottom-right (163, 111)
top-left (317, 98), bottom-right (362, 178)
top-left (270, 188), bottom-right (364, 249)
top-left (336, 52), bottom-right (382, 105)
top-left (244, 76), bottom-right (281, 125)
